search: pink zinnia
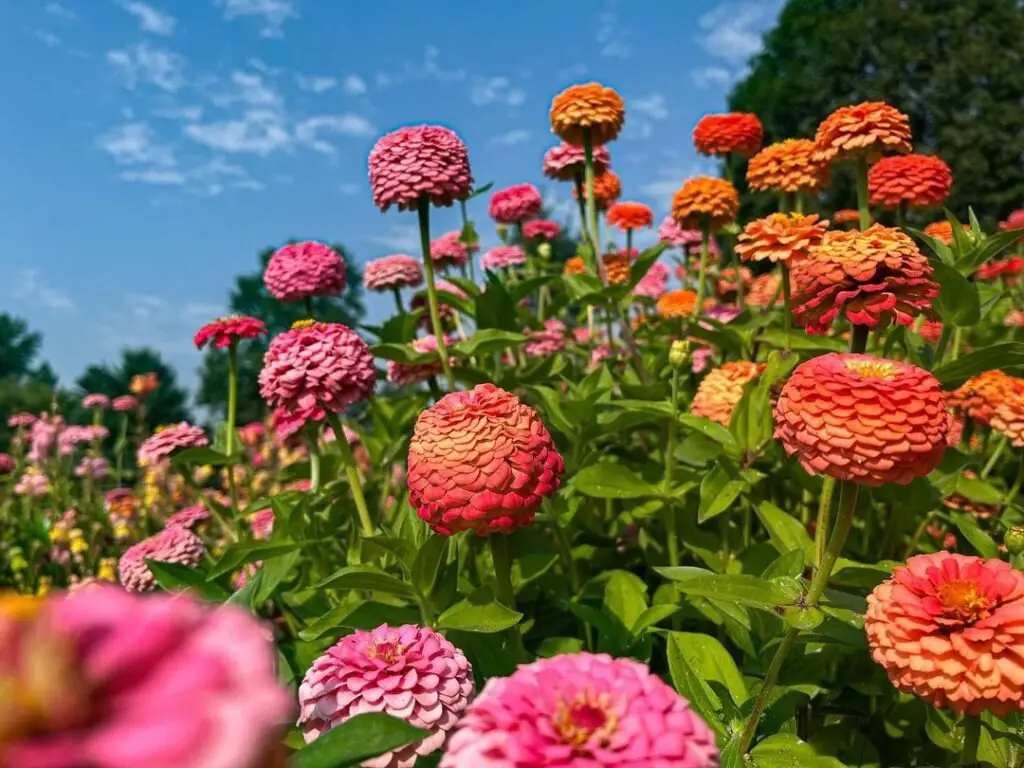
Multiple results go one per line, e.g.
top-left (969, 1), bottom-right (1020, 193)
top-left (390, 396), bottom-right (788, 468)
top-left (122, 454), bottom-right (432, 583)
top-left (0, 587), bottom-right (291, 768)
top-left (364, 254), bottom-right (424, 291)
top-left (411, 280), bottom-right (467, 323)
top-left (441, 652), bottom-right (718, 768)
top-left (250, 508), bottom-right (275, 540)
top-left (166, 504), bottom-right (210, 530)
top-left (81, 393), bottom-right (110, 410)
top-left (658, 216), bottom-right (703, 249)
top-left (481, 245), bottom-right (527, 271)
top-left (194, 315), bottom-right (268, 350)
top-left (28, 415), bottom-right (63, 464)
top-left (239, 421), bottom-right (266, 447)
top-left (543, 142), bottom-right (611, 181)
top-left (524, 319), bottom-right (568, 358)
top-left (137, 422), bottom-right (208, 466)
top-left (368, 125), bottom-right (473, 212)
top-left (7, 412), bottom-right (36, 429)
top-left (692, 347), bottom-right (713, 374)
top-left (489, 183), bottom-right (543, 224)
top-left (75, 456), bottom-right (109, 479)
top-left (523, 219), bottom-right (561, 240)
top-left (298, 624), bottom-right (474, 768)
top-left (258, 321), bottom-right (376, 432)
top-left (112, 395), bottom-right (138, 412)
top-left (0, 453), bottom-right (14, 475)
top-left (118, 525), bottom-right (205, 592)
top-left (264, 241), bottom-right (346, 302)
top-left (59, 425), bottom-right (109, 455)
top-left (431, 232), bottom-right (470, 269)
top-left (387, 335), bottom-right (453, 387)
top-left (634, 261), bottom-right (669, 299)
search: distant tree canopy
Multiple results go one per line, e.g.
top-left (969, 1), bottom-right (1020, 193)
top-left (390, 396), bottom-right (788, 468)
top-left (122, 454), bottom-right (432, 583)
top-left (0, 313), bottom-right (61, 446)
top-left (729, 0), bottom-right (1024, 228)
top-left (195, 243), bottom-right (365, 426)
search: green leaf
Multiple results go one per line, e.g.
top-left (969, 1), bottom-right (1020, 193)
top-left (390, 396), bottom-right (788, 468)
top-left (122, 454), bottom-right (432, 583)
top-left (668, 631), bottom-right (747, 707)
top-left (299, 601), bottom-right (421, 641)
top-left (170, 446), bottom-right (236, 468)
top-left (934, 343), bottom-right (1024, 387)
top-left (603, 570), bottom-right (648, 632)
top-left (254, 549), bottom-right (301, 605)
top-left (698, 464), bottom-right (747, 522)
top-left (950, 512), bottom-right (999, 558)
top-left (292, 712), bottom-right (429, 768)
top-left (535, 636), bottom-right (585, 657)
top-left (410, 534), bottom-right (448, 598)
top-left (679, 414), bottom-right (737, 447)
top-left (572, 462), bottom-right (662, 499)
top-left (762, 550), bottom-right (806, 580)
top-left (450, 329), bottom-right (528, 357)
top-left (467, 181), bottom-right (494, 200)
top-left (932, 260), bottom-right (981, 327)
top-left (509, 275), bottom-right (556, 303)
top-left (749, 733), bottom-right (847, 767)
top-left (374, 311), bottom-right (421, 344)
top-left (436, 586), bottom-right (523, 633)
top-left (759, 329), bottom-right (846, 352)
top-left (952, 473), bottom-right (1004, 504)
top-left (756, 501), bottom-right (814, 566)
top-left (313, 565), bottom-right (418, 599)
top-left (666, 633), bottom-right (728, 739)
top-left (370, 342), bottom-right (433, 364)
top-left (656, 569), bottom-right (790, 612)
top-left (208, 541), bottom-right (305, 580)
top-left (631, 604), bottom-right (681, 634)
top-left (627, 243), bottom-right (668, 289)
top-left (475, 273), bottom-right (519, 331)
top-left (145, 559), bottom-right (227, 599)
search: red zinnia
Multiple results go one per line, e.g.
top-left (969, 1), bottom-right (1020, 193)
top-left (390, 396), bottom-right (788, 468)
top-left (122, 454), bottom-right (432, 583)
top-left (868, 154), bottom-right (953, 209)
top-left (194, 315), bottom-right (267, 350)
top-left (693, 113), bottom-right (763, 157)
top-left (606, 201), bottom-right (653, 232)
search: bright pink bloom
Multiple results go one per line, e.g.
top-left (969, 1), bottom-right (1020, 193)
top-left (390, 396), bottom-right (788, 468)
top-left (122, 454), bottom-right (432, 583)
top-left (28, 415), bottom-right (64, 464)
top-left (74, 456), bottom-right (109, 479)
top-left (523, 219), bottom-right (561, 240)
top-left (364, 255), bottom-right (424, 291)
top-left (441, 652), bottom-right (719, 768)
top-left (525, 319), bottom-right (568, 358)
top-left (543, 142), bottom-right (610, 181)
top-left (59, 425), bottom-right (109, 455)
top-left (7, 412), bottom-right (36, 429)
top-left (481, 245), bottom-right (527, 271)
top-left (0, 587), bottom-right (291, 768)
top-left (166, 504), bottom-right (210, 530)
top-left (489, 183), bottom-right (543, 224)
top-left (369, 125), bottom-right (473, 212)
top-left (0, 453), bottom-right (14, 475)
top-left (112, 395), bottom-right (138, 412)
top-left (264, 241), bottom-right (346, 302)
top-left (692, 347), bottom-right (713, 374)
top-left (137, 423), bottom-right (208, 466)
top-left (431, 232), bottom-right (470, 269)
top-left (81, 393), bottom-right (109, 410)
top-left (299, 624), bottom-right (474, 768)
top-left (194, 315), bottom-right (268, 350)
top-left (387, 335), bottom-right (453, 387)
top-left (634, 261), bottom-right (669, 299)
top-left (118, 525), bottom-right (205, 592)
top-left (250, 508), bottom-right (275, 540)
top-left (658, 216), bottom-right (702, 249)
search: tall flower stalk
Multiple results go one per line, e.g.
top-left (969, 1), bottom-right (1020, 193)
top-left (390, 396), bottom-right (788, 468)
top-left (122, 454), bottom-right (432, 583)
top-left (418, 197), bottom-right (456, 390)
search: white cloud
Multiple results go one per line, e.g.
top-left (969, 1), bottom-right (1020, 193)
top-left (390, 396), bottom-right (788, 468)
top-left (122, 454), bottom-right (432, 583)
top-left (294, 114), bottom-right (376, 154)
top-left (640, 160), bottom-right (717, 206)
top-left (596, 9), bottom-right (631, 59)
top-left (489, 129), bottom-right (531, 147)
top-left (691, 66), bottom-right (733, 90)
top-left (338, 183), bottom-right (359, 195)
top-left (342, 75), bottom-right (367, 95)
top-left (698, 1), bottom-right (781, 64)
top-left (185, 109), bottom-right (290, 155)
top-left (97, 122), bottom-right (177, 167)
top-left (107, 43), bottom-right (186, 91)
top-left (215, 0), bottom-right (296, 38)
top-left (127, 293), bottom-right (165, 320)
top-left (121, 1), bottom-right (177, 35)
top-left (639, 179), bottom-right (682, 199)
top-left (121, 168), bottom-right (187, 185)
top-left (12, 269), bottom-right (74, 311)
top-left (45, 2), bottom-right (75, 20)
top-left (189, 156), bottom-right (263, 195)
top-left (296, 74), bottom-right (338, 93)
top-left (625, 93), bottom-right (668, 140)
top-left (153, 105), bottom-right (203, 121)
top-left (34, 30), bottom-right (62, 47)
top-left (471, 76), bottom-right (525, 107)
top-left (368, 226), bottom-right (421, 253)
top-left (208, 70), bottom-right (281, 108)
top-left (181, 302), bottom-right (225, 320)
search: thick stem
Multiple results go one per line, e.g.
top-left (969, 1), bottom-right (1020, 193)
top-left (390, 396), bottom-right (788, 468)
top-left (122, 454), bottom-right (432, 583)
top-left (855, 155), bottom-right (872, 230)
top-left (418, 197), bottom-right (456, 390)
top-left (574, 175), bottom-right (590, 245)
top-left (626, 228), bottom-right (633, 260)
top-left (695, 223), bottom-right (711, 320)
top-left (850, 324), bottom-right (870, 354)
top-left (814, 476), bottom-right (836, 570)
top-left (582, 130), bottom-right (609, 285)
top-left (392, 287), bottom-right (405, 316)
top-left (935, 325), bottom-right (953, 363)
top-left (459, 199), bottom-right (476, 284)
top-left (794, 192), bottom-right (804, 214)
top-left (959, 715), bottom-right (981, 767)
top-left (226, 343), bottom-right (238, 457)
top-left (326, 412), bottom-right (375, 537)
top-left (489, 534), bottom-right (528, 662)
top-left (306, 430), bottom-right (322, 494)
top-left (951, 327), bottom-right (964, 361)
top-left (305, 296), bottom-right (314, 319)
top-left (781, 263), bottom-right (793, 348)
top-left (663, 368), bottom-right (681, 567)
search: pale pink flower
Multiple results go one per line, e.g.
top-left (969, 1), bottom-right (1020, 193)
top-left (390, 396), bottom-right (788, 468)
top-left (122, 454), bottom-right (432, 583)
top-left (7, 412), bottom-right (36, 429)
top-left (634, 261), bottom-right (669, 299)
top-left (59, 425), bottom-right (109, 455)
top-left (14, 470), bottom-right (48, 497)
top-left (692, 347), bottom-right (713, 373)
top-left (369, 125), bottom-right (473, 212)
top-left (112, 395), bottom-right (138, 412)
top-left (543, 142), bottom-right (611, 181)
top-left (481, 245), bottom-right (527, 271)
top-left (81, 393), bottom-right (110, 410)
top-left (264, 241), bottom-right (346, 302)
top-left (74, 456), bottom-right (109, 479)
top-left (166, 504), bottom-right (210, 530)
top-left (137, 422), bottom-right (208, 466)
top-left (118, 525), bottom-right (205, 592)
top-left (28, 415), bottom-right (64, 464)
top-left (364, 255), bottom-right (424, 291)
top-left (525, 319), bottom-right (568, 358)
top-left (489, 183), bottom-right (543, 224)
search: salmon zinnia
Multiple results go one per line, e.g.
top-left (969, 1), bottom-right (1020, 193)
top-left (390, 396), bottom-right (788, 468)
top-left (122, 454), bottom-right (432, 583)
top-left (691, 361), bottom-right (764, 427)
top-left (868, 154), bottom-right (953, 209)
top-left (946, 370), bottom-right (1024, 428)
top-left (747, 138), bottom-right (828, 194)
top-left (736, 213), bottom-right (829, 265)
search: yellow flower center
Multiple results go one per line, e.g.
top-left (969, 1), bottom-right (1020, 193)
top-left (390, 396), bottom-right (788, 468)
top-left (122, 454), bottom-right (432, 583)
top-left (367, 640), bottom-right (403, 663)
top-left (844, 360), bottom-right (895, 379)
top-left (553, 691), bottom-right (619, 748)
top-left (937, 579), bottom-right (992, 623)
top-left (291, 318), bottom-right (317, 330)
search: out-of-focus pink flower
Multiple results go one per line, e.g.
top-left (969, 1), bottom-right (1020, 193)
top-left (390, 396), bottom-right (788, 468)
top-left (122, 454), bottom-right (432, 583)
top-left (250, 509), bottom-right (275, 540)
top-left (634, 261), bottom-right (669, 299)
top-left (692, 347), bottom-right (713, 374)
top-left (194, 315), bottom-right (268, 350)
top-left (59, 425), bottom-right (109, 456)
top-left (28, 415), bottom-right (64, 464)
top-left (590, 344), bottom-right (615, 369)
top-left (522, 219), bottom-right (560, 240)
top-left (481, 245), bottom-right (527, 271)
top-left (7, 412), bottom-right (36, 429)
top-left (369, 125), bottom-right (473, 212)
top-left (299, 624), bottom-right (474, 768)
top-left (525, 320), bottom-right (568, 358)
top-left (14, 470), bottom-right (48, 497)
top-left (264, 241), bottom-right (346, 302)
top-left (166, 504), bottom-right (210, 530)
top-left (81, 393), bottom-right (110, 410)
top-left (74, 456), bottom-right (109, 480)
top-left (543, 142), bottom-right (611, 181)
top-left (364, 255), bottom-right (424, 291)
top-left (489, 183), bottom-right (543, 224)
top-left (430, 232), bottom-right (470, 269)
top-left (118, 525), bottom-right (205, 592)
top-left (137, 423), bottom-right (209, 466)
top-left (658, 216), bottom-right (703, 249)
top-left (0, 587), bottom-right (291, 768)
top-left (112, 395), bottom-right (138, 412)
top-left (0, 453), bottom-right (15, 475)
top-left (411, 280), bottom-right (468, 323)
top-left (387, 335), bottom-right (453, 387)
top-left (239, 421), bottom-right (266, 447)
top-left (703, 304), bottom-right (742, 326)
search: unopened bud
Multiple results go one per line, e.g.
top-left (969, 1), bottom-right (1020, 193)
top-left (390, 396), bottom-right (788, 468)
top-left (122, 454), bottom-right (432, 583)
top-left (669, 340), bottom-right (691, 367)
top-left (1006, 527), bottom-right (1024, 556)
top-left (496, 224), bottom-right (509, 241)
top-left (538, 242), bottom-right (552, 260)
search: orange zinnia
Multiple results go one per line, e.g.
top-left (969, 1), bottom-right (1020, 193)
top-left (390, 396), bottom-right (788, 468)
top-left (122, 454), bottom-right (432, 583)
top-left (670, 177), bottom-right (739, 231)
top-left (746, 139), bottom-right (828, 194)
top-left (549, 83), bottom-right (625, 146)
top-left (992, 393), bottom-right (1024, 447)
top-left (716, 267), bottom-right (752, 300)
top-left (606, 201), bottom-right (653, 232)
top-left (947, 370), bottom-right (1024, 427)
top-left (602, 253), bottom-right (630, 285)
top-left (747, 272), bottom-right (782, 308)
top-left (657, 289), bottom-right (699, 319)
top-left (833, 209), bottom-right (861, 226)
top-left (573, 170), bottom-right (622, 211)
top-left (867, 552), bottom-right (1024, 715)
top-left (691, 361), bottom-right (765, 426)
top-left (692, 112), bottom-right (763, 157)
top-left (868, 154), bottom-right (953, 209)
top-left (129, 372), bottom-right (159, 396)
top-left (736, 213), bottom-right (829, 265)
top-left (923, 220), bottom-right (970, 245)
top-left (775, 353), bottom-right (949, 486)
top-left (814, 101), bottom-right (912, 164)
top-left (563, 257), bottom-right (587, 276)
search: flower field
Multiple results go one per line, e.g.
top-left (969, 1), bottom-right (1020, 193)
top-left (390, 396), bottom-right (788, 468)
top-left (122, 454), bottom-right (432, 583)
top-left (5, 80), bottom-right (1024, 767)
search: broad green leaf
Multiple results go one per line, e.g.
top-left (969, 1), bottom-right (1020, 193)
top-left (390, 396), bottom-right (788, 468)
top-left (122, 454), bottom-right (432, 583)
top-left (373, 311), bottom-right (421, 344)
top-left (603, 570), bottom-right (648, 632)
top-left (762, 550), bottom-right (806, 580)
top-left (299, 601), bottom-right (421, 641)
top-left (535, 636), bottom-right (585, 657)
top-left (759, 329), bottom-right (846, 352)
top-left (626, 243), bottom-right (668, 289)
top-left (208, 541), bottom-right (305, 580)
top-left (475, 274), bottom-right (519, 331)
top-left (952, 473), bottom-right (1003, 504)
top-left (748, 733), bottom-right (847, 767)
top-left (436, 586), bottom-right (523, 633)
top-left (370, 343), bottom-right (433, 364)
top-left (411, 534), bottom-right (449, 598)
top-left (756, 501), bottom-right (814, 566)
top-left (698, 464), bottom-right (747, 522)
top-left (572, 462), bottom-right (662, 499)
top-left (631, 604), bottom-right (681, 634)
top-left (170, 446), bottom-right (236, 468)
top-left (451, 329), bottom-right (528, 357)
top-left (931, 260), bottom-right (981, 326)
top-left (934, 343), bottom-right (1024, 387)
top-left (668, 631), bottom-right (747, 707)
top-left (679, 414), bottom-right (737, 447)
top-left (666, 633), bottom-right (728, 739)
top-left (950, 512), bottom-right (999, 558)
top-left (145, 559), bottom-right (227, 600)
top-left (657, 569), bottom-right (790, 611)
top-left (292, 712), bottom-right (428, 768)
top-left (254, 549), bottom-right (301, 606)
top-left (313, 565), bottom-right (418, 599)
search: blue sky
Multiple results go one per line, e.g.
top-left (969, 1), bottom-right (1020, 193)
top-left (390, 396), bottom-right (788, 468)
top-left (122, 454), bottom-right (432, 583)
top-left (0, 0), bottom-right (783, 393)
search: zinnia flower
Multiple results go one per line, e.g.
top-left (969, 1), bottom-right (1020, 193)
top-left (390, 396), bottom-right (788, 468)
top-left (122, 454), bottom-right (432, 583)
top-left (657, 289), bottom-right (700, 319)
top-left (368, 125), bottom-right (473, 212)
top-left (657, 217), bottom-right (703, 250)
top-left (1006, 310), bottom-right (1024, 328)
top-left (264, 241), bottom-right (346, 302)
top-left (774, 353), bottom-right (949, 486)
top-left (946, 370), bottom-right (1024, 427)
top-left (991, 394), bottom-right (1024, 447)
top-left (671, 177), bottom-right (739, 231)
top-left (634, 261), bottom-right (669, 299)
top-left (602, 252), bottom-right (630, 285)
top-left (0, 587), bottom-right (291, 767)
top-left (814, 101), bottom-right (912, 164)
top-left (298, 624), bottom-right (474, 768)
top-left (573, 170), bottom-right (622, 210)
top-left (866, 552), bottom-right (1024, 716)
top-left (543, 142), bottom-right (610, 181)
top-left (923, 220), bottom-right (970, 245)
top-left (833, 209), bottom-right (861, 226)
top-left (791, 224), bottom-right (938, 335)
top-left (691, 361), bottom-right (764, 426)
top-left (524, 319), bottom-right (567, 358)
top-left (7, 412), bottom-right (36, 428)
top-left (407, 383), bottom-right (564, 536)
top-left (999, 209), bottom-right (1024, 235)
top-left (716, 267), bottom-right (752, 300)
top-left (387, 335), bottom-right (452, 388)
top-left (736, 213), bottom-right (829, 265)
top-left (81, 393), bottom-right (109, 410)
top-left (747, 138), bottom-right (828, 194)
top-left (481, 245), bottom-right (527, 271)
top-left (868, 154), bottom-right (953, 209)
top-left (364, 254), bottom-right (424, 292)
top-left (0, 453), bottom-right (14, 476)
top-left (137, 422), bottom-right (208, 466)
top-left (693, 112), bottom-right (763, 157)
top-left (112, 395), bottom-right (137, 412)
top-left (549, 82), bottom-right (625, 146)
top-left (440, 652), bottom-right (719, 768)
top-left (606, 201), bottom-right (653, 232)
top-left (563, 257), bottom-right (587, 276)
top-left (118, 525), bottom-right (205, 592)
top-left (489, 183), bottom-right (543, 224)
top-left (166, 503), bottom-right (210, 530)
top-left (522, 219), bottom-right (560, 240)
top-left (75, 456), bottom-right (109, 479)
top-left (258, 321), bottom-right (376, 430)
top-left (747, 272), bottom-right (782, 308)
top-left (59, 425), bottom-right (109, 455)
top-left (194, 315), bottom-right (267, 350)
top-left (129, 372), bottom-right (158, 396)
top-left (977, 256), bottom-right (1024, 282)
top-left (430, 232), bottom-right (471, 270)
top-left (14, 469), bottom-right (48, 497)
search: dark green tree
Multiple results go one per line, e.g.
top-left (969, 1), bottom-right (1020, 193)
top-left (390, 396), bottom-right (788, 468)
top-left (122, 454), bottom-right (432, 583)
top-left (729, 0), bottom-right (1024, 228)
top-left (0, 313), bottom-right (61, 447)
top-left (195, 244), bottom-right (365, 425)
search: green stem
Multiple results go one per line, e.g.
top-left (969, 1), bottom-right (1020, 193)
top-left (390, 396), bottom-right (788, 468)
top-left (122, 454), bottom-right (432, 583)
top-left (959, 715), bottom-right (981, 766)
top-left (695, 222), bottom-right (710, 320)
top-left (549, 519), bottom-right (580, 595)
top-left (794, 192), bottom-right (804, 214)
top-left (850, 324), bottom-right (870, 354)
top-left (392, 287), bottom-right (405, 316)
top-left (855, 155), bottom-right (871, 230)
top-left (781, 263), bottom-right (793, 348)
top-left (951, 327), bottom-right (965, 362)
top-left (306, 429), bottom-right (322, 494)
top-left (814, 476), bottom-right (836, 570)
top-left (226, 343), bottom-right (238, 457)
top-left (418, 197), bottom-right (456, 390)
top-left (325, 412), bottom-right (375, 537)
top-left (626, 228), bottom-right (633, 260)
top-left (489, 534), bottom-right (528, 662)
top-left (574, 175), bottom-right (590, 245)
top-left (981, 434), bottom-right (1008, 479)
top-left (305, 296), bottom-right (314, 319)
top-left (115, 413), bottom-right (128, 486)
top-left (459, 198), bottom-right (476, 284)
top-left (935, 325), bottom-right (953, 363)
top-left (663, 367), bottom-right (681, 567)
top-left (582, 130), bottom-right (609, 284)
top-left (897, 201), bottom-right (907, 231)
top-left (1006, 452), bottom-right (1024, 510)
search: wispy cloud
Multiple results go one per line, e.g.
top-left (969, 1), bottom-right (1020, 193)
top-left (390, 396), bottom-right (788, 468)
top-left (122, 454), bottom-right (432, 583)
top-left (97, 122), bottom-right (177, 167)
top-left (215, 0), bottom-right (297, 38)
top-left (691, 66), bottom-right (733, 90)
top-left (626, 93), bottom-right (669, 139)
top-left (44, 2), bottom-right (75, 20)
top-left (368, 226), bottom-right (421, 253)
top-left (698, 1), bottom-right (780, 64)
top-left (185, 110), bottom-right (290, 155)
top-left (106, 43), bottom-right (187, 91)
top-left (342, 75), bottom-right (367, 95)
top-left (12, 269), bottom-right (74, 311)
top-left (595, 6), bottom-right (631, 59)
top-left (375, 46), bottom-right (466, 89)
top-left (489, 129), bottom-right (531, 147)
top-left (294, 114), bottom-right (376, 154)
top-left (296, 74), bottom-right (337, 93)
top-left (471, 77), bottom-right (525, 107)
top-left (120, 2), bottom-right (177, 35)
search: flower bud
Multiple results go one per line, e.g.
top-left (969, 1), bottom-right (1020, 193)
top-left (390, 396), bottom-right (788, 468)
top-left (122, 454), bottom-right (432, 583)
top-left (538, 242), bottom-right (552, 260)
top-left (496, 224), bottom-right (509, 241)
top-left (669, 340), bottom-right (691, 367)
top-left (1006, 527), bottom-right (1024, 556)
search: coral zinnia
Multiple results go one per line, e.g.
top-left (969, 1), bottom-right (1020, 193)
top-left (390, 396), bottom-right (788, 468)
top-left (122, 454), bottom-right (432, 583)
top-left (791, 224), bottom-right (938, 335)
top-left (977, 256), bottom-right (1024, 282)
top-left (716, 267), bottom-right (752, 300)
top-left (736, 213), bottom-right (828, 265)
top-left (523, 219), bottom-right (560, 240)
top-left (387, 335), bottom-right (452, 388)
top-left (691, 361), bottom-right (764, 427)
top-left (368, 125), bottom-right (473, 212)
top-left (606, 201), bottom-right (654, 232)
top-left (747, 272), bottom-right (782, 308)
top-left (992, 394), bottom-right (1024, 447)
top-left (489, 183), bottom-right (543, 224)
top-left (868, 154), bottom-right (953, 209)
top-left (866, 552), bottom-right (1024, 715)
top-left (1000, 209), bottom-right (1024, 235)
top-left (137, 422), bottom-right (208, 466)
top-left (947, 370), bottom-right (1024, 427)
top-left (693, 112), bottom-right (763, 157)
top-left (407, 383), bottom-right (564, 536)
top-left (481, 245), bottom-right (527, 271)
top-left (833, 209), bottom-right (861, 226)
top-left (543, 142), bottom-right (611, 181)
top-left (194, 315), bottom-right (267, 350)
top-left (440, 652), bottom-right (719, 768)
top-left (264, 241), bottom-right (346, 302)
top-left (919, 320), bottom-right (944, 343)
top-left (573, 170), bottom-right (622, 210)
top-left (549, 83), bottom-right (625, 146)
top-left (299, 624), bottom-right (474, 768)
top-left (814, 101), bottom-right (912, 164)
top-left (118, 525), bottom-right (205, 591)
top-left (671, 176), bottom-right (739, 231)
top-left (657, 289), bottom-right (700, 319)
top-left (364, 254), bottom-right (424, 291)
top-left (747, 138), bottom-right (828, 194)
top-left (774, 353), bottom-right (949, 486)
